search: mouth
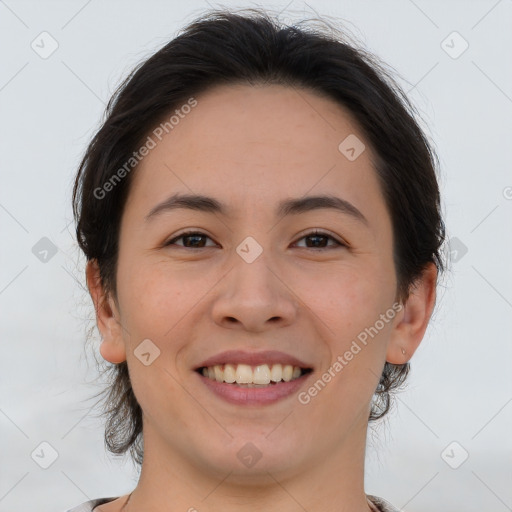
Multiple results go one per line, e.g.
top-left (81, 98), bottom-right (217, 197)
top-left (194, 350), bottom-right (314, 405)
top-left (195, 363), bottom-right (313, 387)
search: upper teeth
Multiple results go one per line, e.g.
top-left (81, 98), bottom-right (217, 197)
top-left (201, 363), bottom-right (303, 384)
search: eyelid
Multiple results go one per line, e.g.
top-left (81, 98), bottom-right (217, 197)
top-left (164, 229), bottom-right (348, 249)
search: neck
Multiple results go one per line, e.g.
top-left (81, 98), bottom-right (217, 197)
top-left (124, 414), bottom-right (373, 512)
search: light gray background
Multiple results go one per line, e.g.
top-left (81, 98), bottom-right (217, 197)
top-left (1, 1), bottom-right (511, 511)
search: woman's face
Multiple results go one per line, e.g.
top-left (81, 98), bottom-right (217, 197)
top-left (96, 83), bottom-right (409, 479)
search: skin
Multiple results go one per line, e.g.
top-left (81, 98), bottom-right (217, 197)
top-left (86, 83), bottom-right (437, 512)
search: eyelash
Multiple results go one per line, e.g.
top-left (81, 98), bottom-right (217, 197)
top-left (164, 229), bottom-right (347, 251)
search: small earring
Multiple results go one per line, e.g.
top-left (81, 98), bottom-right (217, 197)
top-left (401, 348), bottom-right (406, 355)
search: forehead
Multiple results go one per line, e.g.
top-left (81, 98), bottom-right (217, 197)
top-left (162, 83), bottom-right (366, 161)
top-left (126, 83), bottom-right (388, 228)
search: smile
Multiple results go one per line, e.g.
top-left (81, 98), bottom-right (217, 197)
top-left (195, 364), bottom-right (313, 406)
top-left (197, 363), bottom-right (312, 386)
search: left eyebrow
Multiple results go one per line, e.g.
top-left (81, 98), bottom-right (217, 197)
top-left (276, 194), bottom-right (368, 225)
top-left (145, 192), bottom-right (368, 226)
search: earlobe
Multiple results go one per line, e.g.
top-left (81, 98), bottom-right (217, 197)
top-left (386, 262), bottom-right (437, 364)
top-left (99, 336), bottom-right (127, 364)
top-left (85, 260), bottom-right (127, 364)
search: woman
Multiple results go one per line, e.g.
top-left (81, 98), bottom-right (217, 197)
top-left (68, 7), bottom-right (445, 512)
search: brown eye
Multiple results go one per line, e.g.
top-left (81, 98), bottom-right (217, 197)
top-left (294, 230), bottom-right (346, 250)
top-left (165, 231), bottom-right (216, 248)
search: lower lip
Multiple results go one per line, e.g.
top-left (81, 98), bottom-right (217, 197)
top-left (196, 372), bottom-right (312, 405)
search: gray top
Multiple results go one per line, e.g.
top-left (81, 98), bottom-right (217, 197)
top-left (65, 494), bottom-right (399, 511)
top-left (65, 497), bottom-right (116, 512)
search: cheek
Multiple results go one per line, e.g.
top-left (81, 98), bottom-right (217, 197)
top-left (117, 258), bottom-right (196, 325)
top-left (299, 262), bottom-right (394, 345)
top-left (297, 271), bottom-right (394, 428)
top-left (115, 265), bottom-right (196, 421)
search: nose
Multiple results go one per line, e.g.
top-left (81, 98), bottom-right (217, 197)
top-left (210, 249), bottom-right (298, 332)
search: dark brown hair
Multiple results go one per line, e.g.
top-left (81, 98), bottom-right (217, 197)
top-left (73, 8), bottom-right (446, 466)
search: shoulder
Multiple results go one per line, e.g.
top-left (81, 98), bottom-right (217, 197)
top-left (65, 497), bottom-right (119, 512)
top-left (367, 494), bottom-right (401, 512)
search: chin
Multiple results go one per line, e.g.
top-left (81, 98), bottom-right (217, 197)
top-left (195, 430), bottom-right (304, 478)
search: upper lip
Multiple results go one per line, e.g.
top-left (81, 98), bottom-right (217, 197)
top-left (196, 350), bottom-right (313, 370)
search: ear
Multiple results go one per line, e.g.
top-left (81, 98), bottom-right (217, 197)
top-left (86, 260), bottom-right (126, 364)
top-left (386, 262), bottom-right (437, 364)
